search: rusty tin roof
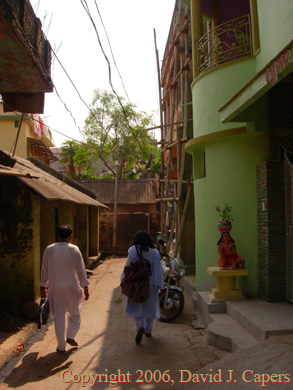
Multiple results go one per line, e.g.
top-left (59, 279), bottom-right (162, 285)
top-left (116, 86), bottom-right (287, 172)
top-left (79, 179), bottom-right (157, 205)
top-left (0, 150), bottom-right (107, 208)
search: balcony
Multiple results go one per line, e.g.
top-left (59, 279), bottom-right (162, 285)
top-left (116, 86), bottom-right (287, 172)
top-left (0, 0), bottom-right (53, 113)
top-left (198, 14), bottom-right (252, 76)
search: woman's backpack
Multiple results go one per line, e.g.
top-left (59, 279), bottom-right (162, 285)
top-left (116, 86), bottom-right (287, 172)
top-left (120, 246), bottom-right (152, 303)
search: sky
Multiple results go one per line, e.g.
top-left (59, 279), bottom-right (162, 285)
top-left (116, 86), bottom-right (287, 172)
top-left (30, 0), bottom-right (176, 147)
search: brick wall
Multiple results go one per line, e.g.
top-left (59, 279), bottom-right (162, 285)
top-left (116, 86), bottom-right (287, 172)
top-left (257, 161), bottom-right (286, 301)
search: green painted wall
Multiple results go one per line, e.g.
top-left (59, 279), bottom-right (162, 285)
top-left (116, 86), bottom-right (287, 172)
top-left (192, 132), bottom-right (269, 295)
top-left (192, 57), bottom-right (255, 138)
top-left (255, 0), bottom-right (293, 72)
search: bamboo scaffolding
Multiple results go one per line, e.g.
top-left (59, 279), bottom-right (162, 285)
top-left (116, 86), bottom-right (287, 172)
top-left (154, 28), bottom-right (165, 243)
top-left (157, 1), bottom-right (194, 258)
top-left (160, 20), bottom-right (180, 244)
top-left (166, 2), bottom-right (193, 256)
top-left (156, 179), bottom-right (193, 184)
top-left (156, 197), bottom-right (181, 202)
top-left (160, 137), bottom-right (189, 154)
top-left (174, 171), bottom-right (193, 257)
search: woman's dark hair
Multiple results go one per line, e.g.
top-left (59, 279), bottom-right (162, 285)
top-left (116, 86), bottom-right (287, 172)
top-left (58, 224), bottom-right (73, 239)
top-left (217, 232), bottom-right (235, 246)
top-left (133, 230), bottom-right (154, 252)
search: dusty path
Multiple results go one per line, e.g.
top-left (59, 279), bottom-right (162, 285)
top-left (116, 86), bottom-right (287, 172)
top-left (0, 258), bottom-right (228, 389)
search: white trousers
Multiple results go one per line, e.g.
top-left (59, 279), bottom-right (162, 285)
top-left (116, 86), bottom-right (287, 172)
top-left (54, 313), bottom-right (81, 351)
top-left (135, 317), bottom-right (154, 334)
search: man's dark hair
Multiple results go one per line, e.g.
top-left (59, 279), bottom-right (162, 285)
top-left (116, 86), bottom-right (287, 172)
top-left (58, 224), bottom-right (73, 239)
top-left (133, 230), bottom-right (154, 252)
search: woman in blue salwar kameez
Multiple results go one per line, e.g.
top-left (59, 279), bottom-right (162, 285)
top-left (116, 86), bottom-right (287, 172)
top-left (120, 231), bottom-right (164, 344)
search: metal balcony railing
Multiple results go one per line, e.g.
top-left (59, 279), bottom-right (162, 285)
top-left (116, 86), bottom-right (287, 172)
top-left (198, 14), bottom-right (252, 75)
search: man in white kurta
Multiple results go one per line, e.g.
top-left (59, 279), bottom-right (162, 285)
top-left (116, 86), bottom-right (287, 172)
top-left (40, 224), bottom-right (89, 352)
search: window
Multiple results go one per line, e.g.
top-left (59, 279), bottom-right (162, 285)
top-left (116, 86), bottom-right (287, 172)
top-left (202, 152), bottom-right (206, 178)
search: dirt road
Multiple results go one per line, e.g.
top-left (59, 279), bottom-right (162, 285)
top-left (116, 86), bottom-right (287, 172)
top-left (0, 258), bottom-right (229, 389)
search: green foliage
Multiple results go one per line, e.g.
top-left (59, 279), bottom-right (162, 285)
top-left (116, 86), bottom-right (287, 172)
top-left (82, 89), bottom-right (160, 180)
top-left (215, 203), bottom-right (234, 222)
top-left (59, 140), bottom-right (77, 174)
top-left (59, 140), bottom-right (98, 179)
top-left (71, 173), bottom-right (99, 180)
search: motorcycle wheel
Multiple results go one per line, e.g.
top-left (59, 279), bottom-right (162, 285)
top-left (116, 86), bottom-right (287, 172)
top-left (159, 289), bottom-right (185, 322)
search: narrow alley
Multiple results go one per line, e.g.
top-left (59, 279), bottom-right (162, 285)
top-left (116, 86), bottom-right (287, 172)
top-left (0, 258), bottom-right (228, 390)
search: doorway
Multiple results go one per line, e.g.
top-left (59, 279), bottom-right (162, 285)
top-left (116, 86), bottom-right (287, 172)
top-left (268, 71), bottom-right (293, 302)
top-left (284, 152), bottom-right (293, 302)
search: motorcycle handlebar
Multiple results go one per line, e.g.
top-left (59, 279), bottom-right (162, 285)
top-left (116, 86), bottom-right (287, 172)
top-left (159, 252), bottom-right (171, 258)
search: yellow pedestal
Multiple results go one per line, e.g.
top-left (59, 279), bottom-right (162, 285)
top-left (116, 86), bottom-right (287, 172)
top-left (207, 267), bottom-right (248, 303)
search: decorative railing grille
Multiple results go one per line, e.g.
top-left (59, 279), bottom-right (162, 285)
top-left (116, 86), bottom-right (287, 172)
top-left (198, 14), bottom-right (252, 75)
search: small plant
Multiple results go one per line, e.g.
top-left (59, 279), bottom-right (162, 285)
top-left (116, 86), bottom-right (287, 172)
top-left (215, 203), bottom-right (234, 222)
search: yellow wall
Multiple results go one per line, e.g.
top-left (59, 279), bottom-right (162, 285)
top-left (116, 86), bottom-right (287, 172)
top-left (0, 102), bottom-right (53, 158)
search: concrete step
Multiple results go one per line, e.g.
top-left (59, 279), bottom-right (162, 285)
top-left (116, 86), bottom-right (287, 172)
top-left (208, 312), bottom-right (259, 353)
top-left (226, 298), bottom-right (293, 342)
top-left (183, 275), bottom-right (197, 310)
top-left (197, 291), bottom-right (226, 324)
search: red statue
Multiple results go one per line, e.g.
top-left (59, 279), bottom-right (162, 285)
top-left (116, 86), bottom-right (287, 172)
top-left (217, 232), bottom-right (244, 270)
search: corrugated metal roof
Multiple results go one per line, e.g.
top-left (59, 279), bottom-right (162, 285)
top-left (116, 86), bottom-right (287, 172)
top-left (79, 179), bottom-right (157, 205)
top-left (1, 150), bottom-right (107, 208)
top-left (0, 164), bottom-right (38, 178)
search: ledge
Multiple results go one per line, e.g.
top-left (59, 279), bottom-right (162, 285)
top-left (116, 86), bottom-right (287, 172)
top-left (207, 267), bottom-right (248, 277)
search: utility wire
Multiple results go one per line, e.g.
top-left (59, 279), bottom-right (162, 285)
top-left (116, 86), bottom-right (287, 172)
top-left (93, 0), bottom-right (131, 105)
top-left (2, 101), bottom-right (85, 150)
top-left (8, 0), bottom-right (83, 138)
top-left (10, 1), bottom-right (157, 164)
top-left (93, 0), bottom-right (144, 133)
top-left (80, 0), bottom-right (152, 160)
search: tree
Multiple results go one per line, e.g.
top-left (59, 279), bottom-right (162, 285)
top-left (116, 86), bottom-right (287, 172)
top-left (59, 140), bottom-right (98, 179)
top-left (59, 140), bottom-right (78, 175)
top-left (82, 89), bottom-right (160, 180)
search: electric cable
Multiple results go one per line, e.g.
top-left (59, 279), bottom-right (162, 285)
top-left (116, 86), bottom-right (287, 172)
top-left (6, 1), bottom-right (158, 171)
top-left (31, 0), bottom-right (156, 160)
top-left (93, 0), bottom-right (131, 106)
top-left (9, 0), bottom-right (87, 138)
top-left (80, 0), bottom-right (153, 161)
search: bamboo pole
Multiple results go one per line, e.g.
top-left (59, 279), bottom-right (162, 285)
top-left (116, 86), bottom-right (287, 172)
top-left (112, 139), bottom-right (119, 252)
top-left (154, 28), bottom-right (165, 243)
top-left (174, 172), bottom-right (193, 257)
top-left (166, 1), bottom-right (191, 255)
top-left (161, 137), bottom-right (189, 153)
top-left (156, 179), bottom-right (193, 184)
top-left (156, 197), bottom-right (181, 202)
top-left (162, 16), bottom-right (180, 241)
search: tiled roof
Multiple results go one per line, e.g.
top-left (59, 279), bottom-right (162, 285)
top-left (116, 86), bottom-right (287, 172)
top-left (79, 179), bottom-right (157, 205)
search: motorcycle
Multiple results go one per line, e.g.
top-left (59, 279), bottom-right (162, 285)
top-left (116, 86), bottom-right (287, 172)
top-left (158, 239), bottom-right (186, 322)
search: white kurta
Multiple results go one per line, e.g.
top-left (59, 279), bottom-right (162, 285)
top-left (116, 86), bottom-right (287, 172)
top-left (120, 246), bottom-right (164, 319)
top-left (40, 242), bottom-right (89, 318)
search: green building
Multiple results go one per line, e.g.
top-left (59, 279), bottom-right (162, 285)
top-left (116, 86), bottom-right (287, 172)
top-left (185, 0), bottom-right (293, 302)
